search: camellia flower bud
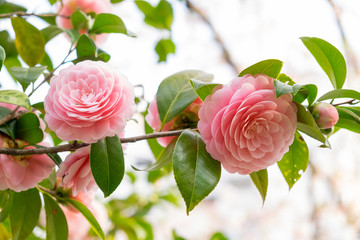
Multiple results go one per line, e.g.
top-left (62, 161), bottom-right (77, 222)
top-left (310, 102), bottom-right (339, 129)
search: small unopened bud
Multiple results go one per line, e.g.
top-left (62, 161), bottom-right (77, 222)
top-left (311, 102), bottom-right (339, 129)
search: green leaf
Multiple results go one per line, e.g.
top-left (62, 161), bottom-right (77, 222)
top-left (317, 89), bottom-right (360, 102)
top-left (292, 84), bottom-right (318, 106)
top-left (43, 194), bottom-right (68, 240)
top-left (157, 70), bottom-right (213, 127)
top-left (277, 132), bottom-right (309, 190)
top-left (41, 25), bottom-right (63, 43)
top-left (63, 29), bottom-right (81, 44)
top-left (37, 15), bottom-right (57, 25)
top-left (250, 169), bottom-right (268, 203)
top-left (41, 52), bottom-right (54, 71)
top-left (335, 106), bottom-right (360, 133)
top-left (0, 30), bottom-right (17, 58)
top-left (9, 66), bottom-right (47, 92)
top-left (155, 38), bottom-right (175, 62)
top-left (90, 135), bottom-right (125, 197)
top-left (0, 190), bottom-right (13, 222)
top-left (133, 138), bottom-right (176, 171)
top-left (301, 37), bottom-right (346, 89)
top-left (0, 45), bottom-right (5, 71)
top-left (0, 1), bottom-right (26, 14)
top-left (0, 106), bottom-right (16, 139)
top-left (296, 103), bottom-right (328, 146)
top-left (48, 0), bottom-right (57, 5)
top-left (173, 130), bottom-right (221, 214)
top-left (277, 73), bottom-right (295, 85)
top-left (0, 90), bottom-right (31, 110)
top-left (15, 112), bottom-right (44, 144)
top-left (111, 0), bottom-right (124, 3)
top-left (90, 13), bottom-right (131, 36)
top-left (11, 17), bottom-right (45, 67)
top-left (274, 80), bottom-right (293, 98)
top-left (239, 59), bottom-right (283, 78)
top-left (135, 0), bottom-right (173, 30)
top-left (210, 232), bottom-right (229, 240)
top-left (144, 115), bottom-right (164, 158)
top-left (189, 79), bottom-right (219, 102)
top-left (172, 230), bottom-right (186, 240)
top-left (71, 9), bottom-right (88, 30)
top-left (10, 188), bottom-right (41, 240)
top-left (76, 34), bottom-right (96, 58)
top-left (65, 198), bottom-right (105, 240)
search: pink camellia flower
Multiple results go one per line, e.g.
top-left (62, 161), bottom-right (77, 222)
top-left (146, 97), bottom-right (203, 147)
top-left (44, 60), bottom-right (136, 143)
top-left (311, 102), bottom-right (339, 129)
top-left (0, 136), bottom-right (55, 192)
top-left (198, 74), bottom-right (297, 175)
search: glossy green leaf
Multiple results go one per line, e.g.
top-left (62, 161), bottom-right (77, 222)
top-left (278, 132), bottom-right (309, 190)
top-left (90, 135), bottom-right (124, 197)
top-left (157, 70), bottom-right (213, 127)
top-left (11, 17), bottom-right (45, 67)
top-left (190, 79), bottom-right (219, 102)
top-left (173, 130), bottom-right (221, 214)
top-left (0, 90), bottom-right (31, 110)
top-left (65, 198), bottom-right (105, 240)
top-left (293, 84), bottom-right (318, 106)
top-left (90, 13), bottom-right (130, 35)
top-left (133, 138), bottom-right (176, 171)
top-left (0, 46), bottom-right (4, 71)
top-left (250, 169), bottom-right (268, 203)
top-left (155, 38), bottom-right (175, 62)
top-left (15, 112), bottom-right (44, 144)
top-left (335, 106), bottom-right (360, 133)
top-left (274, 80), bottom-right (293, 98)
top-left (0, 190), bottom-right (13, 222)
top-left (239, 59), bottom-right (283, 78)
top-left (135, 0), bottom-right (173, 30)
top-left (0, 106), bottom-right (16, 139)
top-left (9, 66), bottom-right (47, 92)
top-left (76, 34), bottom-right (96, 58)
top-left (10, 188), bottom-right (41, 240)
top-left (37, 15), bottom-right (56, 25)
top-left (0, 1), bottom-right (26, 13)
top-left (71, 9), bottom-right (88, 30)
top-left (296, 103), bottom-right (328, 146)
top-left (43, 194), bottom-right (68, 240)
top-left (317, 89), bottom-right (360, 102)
top-left (301, 37), bottom-right (346, 89)
top-left (277, 73), bottom-right (295, 85)
top-left (41, 25), bottom-right (63, 43)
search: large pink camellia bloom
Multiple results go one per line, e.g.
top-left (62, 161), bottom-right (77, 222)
top-left (198, 74), bottom-right (297, 175)
top-left (146, 97), bottom-right (203, 147)
top-left (44, 60), bottom-right (136, 143)
top-left (0, 136), bottom-right (55, 192)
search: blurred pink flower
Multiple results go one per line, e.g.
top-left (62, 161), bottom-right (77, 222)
top-left (44, 60), bottom-right (136, 143)
top-left (311, 102), bottom-right (339, 129)
top-left (145, 97), bottom-right (203, 147)
top-left (198, 74), bottom-right (297, 175)
top-left (0, 136), bottom-right (55, 192)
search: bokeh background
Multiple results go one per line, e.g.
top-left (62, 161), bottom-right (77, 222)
top-left (2, 0), bottom-right (360, 239)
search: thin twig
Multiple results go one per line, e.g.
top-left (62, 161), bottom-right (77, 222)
top-left (0, 129), bottom-right (191, 155)
top-left (332, 99), bottom-right (357, 106)
top-left (185, 0), bottom-right (240, 75)
top-left (0, 107), bottom-right (25, 126)
top-left (0, 11), bottom-right (70, 19)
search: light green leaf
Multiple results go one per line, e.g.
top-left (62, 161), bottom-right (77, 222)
top-left (41, 25), bottom-right (63, 43)
top-left (301, 37), bottom-right (346, 89)
top-left (0, 90), bottom-right (31, 110)
top-left (173, 130), bottom-right (221, 214)
top-left (157, 70), bottom-right (213, 127)
top-left (250, 169), bottom-right (268, 203)
top-left (90, 13), bottom-right (132, 36)
top-left (239, 59), bottom-right (283, 78)
top-left (190, 79), bottom-right (219, 102)
top-left (10, 188), bottom-right (41, 240)
top-left (278, 131), bottom-right (309, 189)
top-left (155, 38), bottom-right (175, 62)
top-left (15, 112), bottom-right (43, 144)
top-left (43, 194), bottom-right (68, 240)
top-left (0, 45), bottom-right (5, 71)
top-left (65, 198), bottom-right (105, 240)
top-left (9, 66), bottom-right (47, 92)
top-left (135, 0), bottom-right (173, 30)
top-left (11, 17), bottom-right (45, 67)
top-left (335, 106), bottom-right (360, 133)
top-left (317, 89), bottom-right (360, 102)
top-left (277, 73), bottom-right (295, 85)
top-left (71, 9), bottom-right (88, 30)
top-left (0, 190), bottom-right (13, 222)
top-left (0, 1), bottom-right (26, 14)
top-left (90, 135), bottom-right (124, 197)
top-left (292, 84), bottom-right (318, 106)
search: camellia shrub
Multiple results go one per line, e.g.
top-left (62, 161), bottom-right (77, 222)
top-left (0, 0), bottom-right (358, 239)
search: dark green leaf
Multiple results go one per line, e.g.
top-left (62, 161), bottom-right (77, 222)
top-left (173, 130), bottom-right (221, 214)
top-left (90, 135), bottom-right (124, 197)
top-left (0, 90), bottom-right (31, 110)
top-left (0, 190), bottom-right (13, 222)
top-left (71, 9), bottom-right (88, 30)
top-left (250, 169), bottom-right (268, 203)
top-left (0, 2), bottom-right (26, 14)
top-left (155, 38), bottom-right (175, 62)
top-left (10, 188), bottom-right (41, 240)
top-left (90, 13), bottom-right (131, 36)
top-left (32, 102), bottom-right (44, 113)
top-left (43, 194), bottom-right (68, 240)
top-left (11, 17), bottom-right (45, 67)
top-left (317, 89), bottom-right (360, 102)
top-left (0, 45), bottom-right (5, 71)
top-left (41, 25), bottom-right (63, 43)
top-left (0, 106), bottom-right (16, 139)
top-left (76, 34), bottom-right (96, 58)
top-left (278, 132), bottom-right (309, 189)
top-left (301, 37), bottom-right (346, 89)
top-left (0, 30), bottom-right (17, 57)
top-left (9, 66), bottom-right (47, 92)
top-left (65, 198), bottom-right (105, 240)
top-left (292, 84), bottom-right (318, 106)
top-left (157, 70), bottom-right (213, 127)
top-left (15, 112), bottom-right (44, 144)
top-left (189, 79), bottom-right (219, 102)
top-left (239, 59), bottom-right (283, 78)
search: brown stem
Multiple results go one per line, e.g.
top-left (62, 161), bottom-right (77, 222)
top-left (0, 129), bottom-right (191, 156)
top-left (0, 107), bottom-right (25, 126)
top-left (332, 99), bottom-right (357, 106)
top-left (0, 11), bottom-right (70, 19)
top-left (185, 0), bottom-right (240, 75)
